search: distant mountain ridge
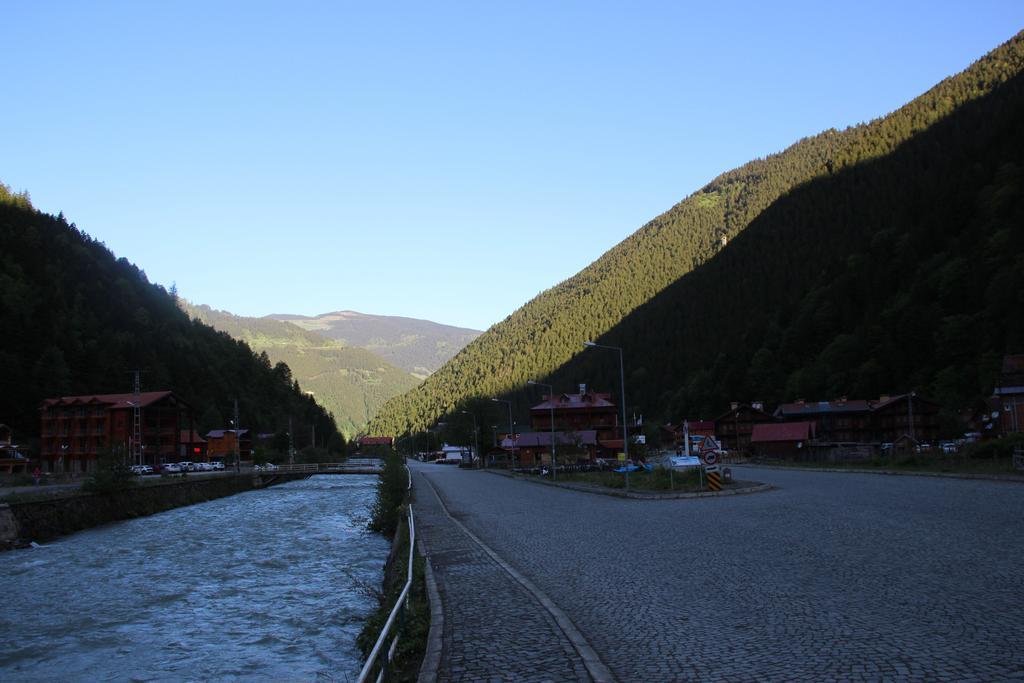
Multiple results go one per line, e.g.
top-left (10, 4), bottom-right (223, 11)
top-left (265, 310), bottom-right (481, 378)
top-left (183, 303), bottom-right (419, 437)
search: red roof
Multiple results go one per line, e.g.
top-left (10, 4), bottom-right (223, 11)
top-left (532, 392), bottom-right (615, 411)
top-left (359, 436), bottom-right (393, 446)
top-left (41, 391), bottom-right (176, 409)
top-left (751, 422), bottom-right (816, 443)
top-left (599, 438), bottom-right (625, 450)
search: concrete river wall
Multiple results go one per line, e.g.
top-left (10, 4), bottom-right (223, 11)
top-left (0, 472), bottom-right (309, 547)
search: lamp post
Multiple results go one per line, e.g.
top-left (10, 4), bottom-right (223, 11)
top-left (583, 341), bottom-right (629, 490)
top-left (491, 398), bottom-right (515, 470)
top-left (459, 410), bottom-right (480, 468)
top-left (526, 380), bottom-right (556, 480)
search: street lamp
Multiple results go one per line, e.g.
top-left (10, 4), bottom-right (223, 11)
top-left (526, 380), bottom-right (557, 480)
top-left (583, 341), bottom-right (630, 490)
top-left (491, 398), bottom-right (516, 470)
top-left (459, 411), bottom-right (480, 468)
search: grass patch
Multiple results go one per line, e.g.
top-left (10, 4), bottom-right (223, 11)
top-left (358, 450), bottom-right (429, 681)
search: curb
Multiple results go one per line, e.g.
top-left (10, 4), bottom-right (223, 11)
top-left (483, 469), bottom-right (774, 500)
top-left (415, 545), bottom-right (443, 683)
top-left (417, 472), bottom-right (618, 683)
top-left (736, 463), bottom-right (1024, 483)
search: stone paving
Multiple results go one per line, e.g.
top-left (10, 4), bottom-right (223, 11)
top-left (412, 466), bottom-right (594, 682)
top-left (413, 461), bottom-right (1024, 682)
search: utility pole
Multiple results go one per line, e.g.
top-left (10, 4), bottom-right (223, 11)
top-left (234, 399), bottom-right (240, 472)
top-left (908, 391), bottom-right (916, 443)
top-left (288, 415), bottom-right (295, 464)
top-left (131, 370), bottom-right (142, 467)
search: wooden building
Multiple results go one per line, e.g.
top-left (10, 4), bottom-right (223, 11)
top-left (775, 394), bottom-right (941, 446)
top-left (774, 398), bottom-right (874, 443)
top-left (530, 386), bottom-right (620, 441)
top-left (180, 429), bottom-right (207, 459)
top-left (714, 402), bottom-right (776, 451)
top-left (205, 429), bottom-right (252, 461)
top-left (39, 391), bottom-right (194, 474)
top-left (0, 424), bottom-right (31, 474)
top-left (870, 394), bottom-right (941, 444)
top-left (506, 430), bottom-right (600, 467)
top-left (750, 421), bottom-right (816, 458)
top-left (995, 354), bottom-right (1024, 435)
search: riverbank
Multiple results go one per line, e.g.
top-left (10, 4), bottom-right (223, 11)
top-left (0, 472), bottom-right (310, 549)
top-left (358, 453), bottom-right (430, 681)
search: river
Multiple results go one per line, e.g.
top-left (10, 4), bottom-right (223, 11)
top-left (0, 474), bottom-right (389, 681)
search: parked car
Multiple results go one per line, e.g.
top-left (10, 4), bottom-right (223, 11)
top-left (178, 461), bottom-right (195, 472)
top-left (210, 461), bottom-right (225, 471)
top-left (161, 463), bottom-right (182, 474)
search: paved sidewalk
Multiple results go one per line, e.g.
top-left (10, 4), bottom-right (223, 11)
top-left (412, 467), bottom-right (598, 682)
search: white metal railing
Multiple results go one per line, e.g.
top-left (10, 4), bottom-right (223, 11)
top-left (253, 461), bottom-right (384, 474)
top-left (357, 465), bottom-right (414, 683)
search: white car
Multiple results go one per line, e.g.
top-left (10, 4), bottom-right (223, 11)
top-left (161, 463), bottom-right (182, 474)
top-left (210, 461), bottom-right (225, 471)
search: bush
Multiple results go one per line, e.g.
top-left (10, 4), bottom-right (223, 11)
top-left (82, 451), bottom-right (137, 494)
top-left (960, 434), bottom-right (1024, 460)
top-left (369, 449), bottom-right (408, 537)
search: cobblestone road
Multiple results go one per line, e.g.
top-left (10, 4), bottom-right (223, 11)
top-left (412, 462), bottom-right (1024, 682)
top-left (413, 466), bottom-right (595, 682)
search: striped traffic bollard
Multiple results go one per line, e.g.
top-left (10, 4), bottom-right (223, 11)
top-left (705, 465), bottom-right (723, 491)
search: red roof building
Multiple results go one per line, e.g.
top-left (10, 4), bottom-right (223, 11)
top-left (714, 402), bottom-right (777, 451)
top-left (358, 436), bottom-right (394, 448)
top-left (530, 386), bottom-right (619, 439)
top-left (40, 391), bottom-right (195, 474)
top-left (750, 421), bottom-right (816, 458)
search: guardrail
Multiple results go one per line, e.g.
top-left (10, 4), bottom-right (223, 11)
top-left (252, 461), bottom-right (384, 474)
top-left (357, 465), bottom-right (414, 683)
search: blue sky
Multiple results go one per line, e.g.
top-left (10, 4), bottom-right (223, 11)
top-left (4, 2), bottom-right (1023, 331)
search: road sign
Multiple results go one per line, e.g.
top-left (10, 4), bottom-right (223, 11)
top-left (705, 465), bottom-right (723, 491)
top-left (617, 452), bottom-right (626, 462)
top-left (701, 450), bottom-right (718, 466)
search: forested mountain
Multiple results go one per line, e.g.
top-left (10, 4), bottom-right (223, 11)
top-left (370, 30), bottom-right (1024, 437)
top-left (0, 196), bottom-right (343, 451)
top-left (267, 310), bottom-right (480, 377)
top-left (183, 303), bottom-right (418, 436)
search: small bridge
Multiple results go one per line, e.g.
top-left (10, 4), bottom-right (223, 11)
top-left (260, 459), bottom-right (384, 475)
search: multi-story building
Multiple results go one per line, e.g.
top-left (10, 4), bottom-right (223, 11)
top-left (39, 391), bottom-right (195, 474)
top-left (513, 385), bottom-right (624, 466)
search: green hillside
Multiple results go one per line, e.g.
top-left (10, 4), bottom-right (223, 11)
top-left (184, 304), bottom-right (419, 436)
top-left (0, 195), bottom-right (343, 451)
top-left (267, 310), bottom-right (480, 377)
top-left (370, 30), bottom-right (1024, 436)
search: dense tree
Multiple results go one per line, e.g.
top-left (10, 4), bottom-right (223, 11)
top-left (0, 200), bottom-right (344, 453)
top-left (370, 30), bottom-right (1024, 436)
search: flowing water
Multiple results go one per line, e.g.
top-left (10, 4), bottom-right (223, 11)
top-left (0, 475), bottom-right (389, 681)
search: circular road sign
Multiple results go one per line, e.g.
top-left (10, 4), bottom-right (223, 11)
top-left (701, 451), bottom-right (718, 466)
